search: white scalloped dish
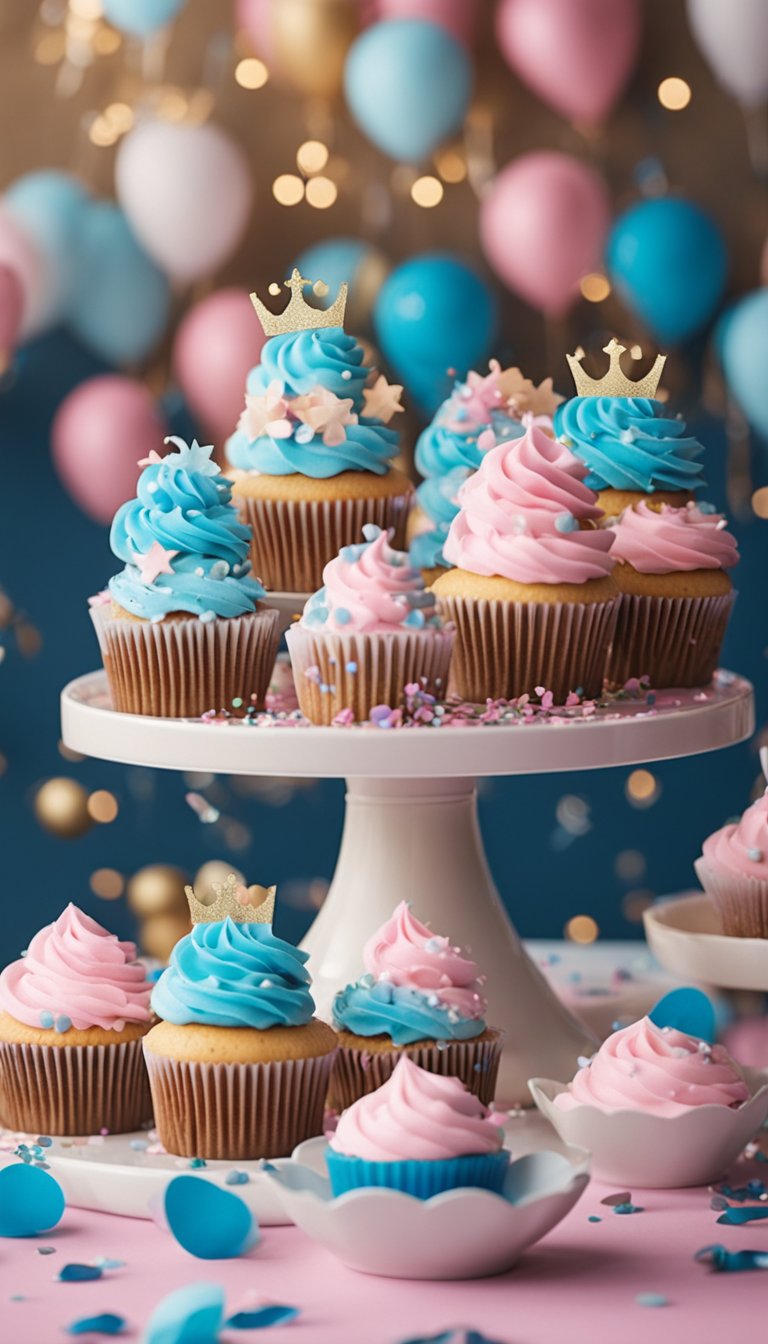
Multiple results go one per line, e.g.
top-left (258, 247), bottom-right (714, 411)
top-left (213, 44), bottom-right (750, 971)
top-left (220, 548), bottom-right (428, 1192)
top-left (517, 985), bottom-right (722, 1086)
top-left (264, 1136), bottom-right (590, 1279)
top-left (528, 1072), bottom-right (768, 1188)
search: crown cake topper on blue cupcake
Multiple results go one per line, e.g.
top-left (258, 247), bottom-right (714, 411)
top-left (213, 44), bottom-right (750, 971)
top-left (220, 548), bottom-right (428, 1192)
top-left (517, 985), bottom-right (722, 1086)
top-left (565, 340), bottom-right (667, 400)
top-left (251, 268), bottom-right (348, 336)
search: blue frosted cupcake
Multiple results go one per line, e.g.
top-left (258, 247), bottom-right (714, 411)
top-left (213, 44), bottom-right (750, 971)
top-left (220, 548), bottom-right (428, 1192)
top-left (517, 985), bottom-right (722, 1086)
top-left (326, 1055), bottom-right (508, 1199)
top-left (144, 876), bottom-right (337, 1159)
top-left (227, 271), bottom-right (412, 591)
top-left (91, 436), bottom-right (280, 718)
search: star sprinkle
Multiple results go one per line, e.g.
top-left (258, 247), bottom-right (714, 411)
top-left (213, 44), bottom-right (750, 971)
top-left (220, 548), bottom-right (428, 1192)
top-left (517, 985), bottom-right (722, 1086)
top-left (163, 436), bottom-right (219, 476)
top-left (137, 449), bottom-right (163, 468)
top-left (240, 380), bottom-right (293, 441)
top-left (87, 590), bottom-right (111, 608)
top-left (362, 374), bottom-right (404, 423)
top-left (133, 542), bottom-right (179, 585)
top-left (293, 386), bottom-right (358, 447)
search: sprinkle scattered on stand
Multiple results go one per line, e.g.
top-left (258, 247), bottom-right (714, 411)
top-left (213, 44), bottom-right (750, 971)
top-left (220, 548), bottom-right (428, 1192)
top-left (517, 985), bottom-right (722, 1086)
top-left (66, 1312), bottom-right (127, 1336)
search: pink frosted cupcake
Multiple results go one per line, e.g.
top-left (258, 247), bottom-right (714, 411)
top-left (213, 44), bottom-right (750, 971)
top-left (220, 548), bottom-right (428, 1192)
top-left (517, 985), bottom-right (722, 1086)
top-left (285, 524), bottom-right (454, 725)
top-left (432, 420), bottom-right (618, 703)
top-left (554, 1016), bottom-right (748, 1116)
top-left (605, 500), bottom-right (739, 688)
top-left (695, 789), bottom-right (768, 937)
top-left (326, 1055), bottom-right (508, 1198)
top-left (0, 904), bottom-right (153, 1134)
top-left (329, 900), bottom-right (502, 1111)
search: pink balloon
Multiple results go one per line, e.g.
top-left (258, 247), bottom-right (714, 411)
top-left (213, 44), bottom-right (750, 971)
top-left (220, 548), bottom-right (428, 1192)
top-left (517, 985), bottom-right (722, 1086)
top-left (52, 375), bottom-right (168, 525)
top-left (0, 207), bottom-right (50, 339)
top-left (374, 0), bottom-right (475, 45)
top-left (233, 0), bottom-right (275, 60)
top-left (496, 0), bottom-right (641, 126)
top-left (173, 287), bottom-right (265, 441)
top-left (480, 152), bottom-right (611, 317)
top-left (0, 263), bottom-right (24, 358)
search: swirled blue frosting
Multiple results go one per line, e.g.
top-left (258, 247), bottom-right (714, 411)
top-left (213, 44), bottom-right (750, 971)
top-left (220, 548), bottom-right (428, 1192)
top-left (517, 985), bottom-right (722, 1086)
top-left (410, 468), bottom-right (471, 571)
top-left (554, 396), bottom-right (705, 494)
top-left (108, 438), bottom-right (264, 621)
top-left (332, 980), bottom-right (485, 1047)
top-left (415, 407), bottom-right (523, 479)
top-left (151, 918), bottom-right (316, 1029)
top-left (226, 327), bottom-right (399, 478)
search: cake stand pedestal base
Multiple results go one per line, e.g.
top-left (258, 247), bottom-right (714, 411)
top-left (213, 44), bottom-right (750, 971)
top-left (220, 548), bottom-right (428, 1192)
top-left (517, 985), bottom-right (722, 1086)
top-left (302, 776), bottom-right (595, 1104)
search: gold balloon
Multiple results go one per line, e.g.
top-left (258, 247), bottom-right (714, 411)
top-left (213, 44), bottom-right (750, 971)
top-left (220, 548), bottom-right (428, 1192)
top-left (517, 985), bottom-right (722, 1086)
top-left (34, 777), bottom-right (92, 839)
top-left (193, 860), bottom-right (246, 902)
top-left (127, 865), bottom-right (187, 917)
top-left (140, 912), bottom-right (191, 962)
top-left (270, 0), bottom-right (360, 99)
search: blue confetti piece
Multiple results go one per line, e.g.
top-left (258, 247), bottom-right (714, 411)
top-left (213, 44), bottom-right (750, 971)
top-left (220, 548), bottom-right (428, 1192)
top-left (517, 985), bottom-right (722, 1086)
top-left (66, 1312), bottom-right (127, 1336)
top-left (0, 1163), bottom-right (65, 1237)
top-left (648, 987), bottom-right (716, 1043)
top-left (403, 607), bottom-right (425, 629)
top-left (695, 1244), bottom-right (768, 1272)
top-left (717, 1206), bottom-right (768, 1225)
top-left (345, 661), bottom-right (357, 674)
top-left (636, 1293), bottom-right (669, 1308)
top-left (37, 1246), bottom-right (56, 1255)
top-left (187, 1158), bottom-right (207, 1170)
top-left (94, 1258), bottom-right (125, 1270)
top-left (613, 1202), bottom-right (644, 1215)
top-left (129, 1139), bottom-right (149, 1152)
top-left (36, 1137), bottom-right (53, 1148)
top-left (144, 1283), bottom-right (225, 1344)
top-left (225, 1171), bottom-right (250, 1187)
top-left (164, 1175), bottom-right (259, 1260)
top-left (398, 1332), bottom-right (507, 1344)
top-left (588, 1216), bottom-right (602, 1223)
top-left (226, 1304), bottom-right (300, 1329)
top-left (58, 1264), bottom-right (104, 1282)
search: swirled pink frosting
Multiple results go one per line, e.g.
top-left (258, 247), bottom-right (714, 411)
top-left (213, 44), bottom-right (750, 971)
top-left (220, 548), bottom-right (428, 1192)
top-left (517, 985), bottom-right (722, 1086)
top-left (329, 1055), bottom-right (505, 1160)
top-left (701, 790), bottom-right (768, 882)
top-left (300, 525), bottom-right (440, 633)
top-left (0, 903), bottom-right (153, 1032)
top-left (555, 1017), bottom-right (749, 1117)
top-left (363, 901), bottom-right (486, 1019)
top-left (443, 422), bottom-right (615, 585)
top-left (609, 501), bottom-right (740, 574)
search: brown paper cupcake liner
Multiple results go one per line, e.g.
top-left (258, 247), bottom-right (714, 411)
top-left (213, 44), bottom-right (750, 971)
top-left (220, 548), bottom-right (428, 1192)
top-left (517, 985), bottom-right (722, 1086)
top-left (236, 492), bottom-right (412, 593)
top-left (91, 604), bottom-right (280, 717)
top-left (695, 857), bottom-right (768, 939)
top-left (434, 594), bottom-right (618, 704)
top-left (285, 626), bottom-right (454, 725)
top-left (0, 1039), bottom-right (151, 1135)
top-left (144, 1047), bottom-right (337, 1160)
top-left (327, 1032), bottom-right (503, 1114)
top-left (606, 591), bottom-right (736, 689)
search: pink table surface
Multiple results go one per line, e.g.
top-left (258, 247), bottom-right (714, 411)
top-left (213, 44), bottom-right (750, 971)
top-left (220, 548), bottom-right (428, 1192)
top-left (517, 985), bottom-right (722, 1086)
top-left (1, 1168), bottom-right (761, 1344)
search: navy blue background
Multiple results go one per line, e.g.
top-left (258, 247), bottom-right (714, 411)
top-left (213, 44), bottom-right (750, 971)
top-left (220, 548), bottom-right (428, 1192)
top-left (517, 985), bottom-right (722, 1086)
top-left (0, 332), bottom-right (764, 960)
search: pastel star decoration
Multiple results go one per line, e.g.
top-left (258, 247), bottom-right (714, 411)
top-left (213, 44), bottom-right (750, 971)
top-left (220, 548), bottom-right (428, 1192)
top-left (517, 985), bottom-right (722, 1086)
top-left (293, 387), bottom-right (358, 446)
top-left (163, 435), bottom-right (219, 476)
top-left (497, 365), bottom-right (563, 418)
top-left (137, 449), bottom-right (163, 468)
top-left (240, 379), bottom-right (293, 441)
top-left (133, 541), bottom-right (179, 584)
top-left (362, 374), bottom-right (404, 424)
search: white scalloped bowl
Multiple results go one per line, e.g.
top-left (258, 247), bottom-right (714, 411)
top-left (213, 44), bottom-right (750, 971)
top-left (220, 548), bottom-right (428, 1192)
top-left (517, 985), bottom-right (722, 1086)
top-left (528, 1073), bottom-right (768, 1188)
top-left (265, 1137), bottom-right (589, 1280)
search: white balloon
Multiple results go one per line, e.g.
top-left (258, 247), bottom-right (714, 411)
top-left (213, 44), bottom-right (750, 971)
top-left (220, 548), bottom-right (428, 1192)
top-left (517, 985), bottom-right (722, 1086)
top-left (687, 0), bottom-right (768, 108)
top-left (115, 120), bottom-right (253, 284)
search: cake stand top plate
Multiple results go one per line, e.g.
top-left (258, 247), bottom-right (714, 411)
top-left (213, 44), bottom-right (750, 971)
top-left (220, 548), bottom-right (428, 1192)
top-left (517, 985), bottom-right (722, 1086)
top-left (60, 670), bottom-right (754, 779)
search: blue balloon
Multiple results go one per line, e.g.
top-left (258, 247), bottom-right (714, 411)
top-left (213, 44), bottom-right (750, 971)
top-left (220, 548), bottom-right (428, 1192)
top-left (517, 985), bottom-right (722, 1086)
top-left (606, 197), bottom-right (727, 346)
top-left (294, 238), bottom-right (389, 331)
top-left (68, 202), bottom-right (171, 365)
top-left (722, 288), bottom-right (768, 441)
top-left (649, 986), bottom-right (716, 1043)
top-left (102, 0), bottom-right (186, 37)
top-left (5, 170), bottom-right (90, 321)
top-left (344, 19), bottom-right (472, 163)
top-left (374, 253), bottom-right (497, 414)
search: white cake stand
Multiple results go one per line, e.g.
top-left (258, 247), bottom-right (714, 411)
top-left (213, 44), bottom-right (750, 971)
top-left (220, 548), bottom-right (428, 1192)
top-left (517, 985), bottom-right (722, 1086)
top-left (61, 669), bottom-right (754, 1105)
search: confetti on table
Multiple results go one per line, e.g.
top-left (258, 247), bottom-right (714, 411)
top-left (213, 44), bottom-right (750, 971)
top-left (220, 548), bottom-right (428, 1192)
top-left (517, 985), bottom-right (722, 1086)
top-left (144, 1282), bottom-right (224, 1344)
top-left (601, 1191), bottom-right (632, 1207)
top-left (695, 1244), bottom-right (768, 1272)
top-left (226, 1301), bottom-right (301, 1329)
top-left (587, 1215), bottom-right (602, 1223)
top-left (613, 1202), bottom-right (644, 1215)
top-left (0, 1163), bottom-right (65, 1237)
top-left (37, 1245), bottom-right (56, 1255)
top-left (398, 1331), bottom-right (508, 1344)
top-left (716, 1206), bottom-right (768, 1225)
top-left (636, 1293), bottom-right (669, 1307)
top-left (225, 1170), bottom-right (250, 1186)
top-left (66, 1312), bottom-right (127, 1336)
top-left (164, 1175), bottom-right (259, 1259)
top-left (58, 1264), bottom-right (104, 1282)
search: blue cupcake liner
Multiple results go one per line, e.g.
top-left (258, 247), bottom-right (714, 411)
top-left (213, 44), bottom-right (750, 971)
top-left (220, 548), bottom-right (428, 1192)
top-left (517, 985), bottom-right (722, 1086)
top-left (325, 1148), bottom-right (510, 1199)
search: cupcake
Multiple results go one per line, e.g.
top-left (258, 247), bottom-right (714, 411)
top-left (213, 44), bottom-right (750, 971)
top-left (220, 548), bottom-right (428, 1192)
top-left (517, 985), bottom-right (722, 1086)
top-left (432, 421), bottom-right (618, 704)
top-left (412, 362), bottom-right (561, 585)
top-left (329, 901), bottom-right (502, 1112)
top-left (326, 1055), bottom-right (508, 1199)
top-left (0, 904), bottom-right (152, 1135)
top-left (695, 787), bottom-right (768, 937)
top-left (92, 436), bottom-right (280, 719)
top-left (285, 525), bottom-right (454, 726)
top-left (226, 270), bottom-right (413, 592)
top-left (605, 500), bottom-right (738, 689)
top-left (554, 342), bottom-right (705, 518)
top-left (143, 876), bottom-right (337, 1160)
top-left (553, 1016), bottom-right (749, 1116)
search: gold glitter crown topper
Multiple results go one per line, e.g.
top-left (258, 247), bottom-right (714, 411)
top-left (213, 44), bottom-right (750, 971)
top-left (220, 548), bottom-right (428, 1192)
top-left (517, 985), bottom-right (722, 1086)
top-left (184, 873), bottom-right (277, 925)
top-left (251, 268), bottom-right (348, 337)
top-left (566, 339), bottom-right (666, 399)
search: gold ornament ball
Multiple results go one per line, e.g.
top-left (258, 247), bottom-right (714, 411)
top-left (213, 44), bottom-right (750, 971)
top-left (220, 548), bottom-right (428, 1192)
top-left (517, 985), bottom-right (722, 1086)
top-left (194, 860), bottom-right (246, 901)
top-left (34, 777), bottom-right (93, 839)
top-left (127, 865), bottom-right (187, 917)
top-left (140, 912), bottom-right (191, 962)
